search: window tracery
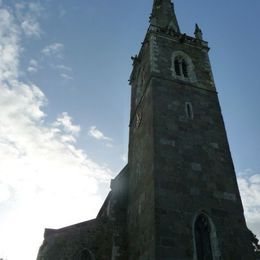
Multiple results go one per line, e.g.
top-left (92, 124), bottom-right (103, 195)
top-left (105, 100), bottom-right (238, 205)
top-left (171, 51), bottom-right (197, 83)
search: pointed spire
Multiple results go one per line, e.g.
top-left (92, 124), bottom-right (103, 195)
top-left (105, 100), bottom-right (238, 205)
top-left (150, 0), bottom-right (180, 33)
top-left (194, 23), bottom-right (203, 40)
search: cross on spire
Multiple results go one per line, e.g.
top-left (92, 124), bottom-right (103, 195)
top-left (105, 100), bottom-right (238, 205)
top-left (150, 0), bottom-right (180, 33)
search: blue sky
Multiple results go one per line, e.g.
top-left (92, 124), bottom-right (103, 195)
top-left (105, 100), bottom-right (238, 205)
top-left (0, 0), bottom-right (259, 259)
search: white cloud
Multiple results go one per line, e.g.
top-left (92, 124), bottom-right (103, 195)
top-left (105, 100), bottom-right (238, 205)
top-left (28, 59), bottom-right (38, 73)
top-left (88, 126), bottom-right (112, 141)
top-left (28, 66), bottom-right (37, 73)
top-left (15, 2), bottom-right (42, 38)
top-left (238, 169), bottom-right (260, 238)
top-left (0, 4), bottom-right (112, 260)
top-left (121, 153), bottom-right (127, 163)
top-left (56, 64), bottom-right (72, 72)
top-left (61, 73), bottom-right (73, 81)
top-left (55, 65), bottom-right (73, 80)
top-left (54, 112), bottom-right (80, 135)
top-left (42, 42), bottom-right (64, 57)
top-left (0, 182), bottom-right (11, 203)
top-left (0, 9), bottom-right (20, 81)
top-left (21, 20), bottom-right (41, 37)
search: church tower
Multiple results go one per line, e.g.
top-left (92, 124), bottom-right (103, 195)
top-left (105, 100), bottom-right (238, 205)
top-left (127, 0), bottom-right (255, 259)
top-left (37, 1), bottom-right (258, 259)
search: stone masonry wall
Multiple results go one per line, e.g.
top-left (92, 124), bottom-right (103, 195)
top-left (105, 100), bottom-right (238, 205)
top-left (149, 30), bottom-right (255, 259)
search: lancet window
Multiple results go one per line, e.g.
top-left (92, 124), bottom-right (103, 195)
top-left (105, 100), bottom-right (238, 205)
top-left (194, 214), bottom-right (213, 260)
top-left (185, 102), bottom-right (193, 119)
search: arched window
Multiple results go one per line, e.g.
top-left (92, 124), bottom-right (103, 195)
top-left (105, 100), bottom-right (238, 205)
top-left (171, 51), bottom-right (197, 83)
top-left (80, 249), bottom-right (92, 260)
top-left (195, 214), bottom-right (213, 260)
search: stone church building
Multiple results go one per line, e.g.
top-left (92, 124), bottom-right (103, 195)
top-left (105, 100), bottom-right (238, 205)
top-left (37, 1), bottom-right (259, 259)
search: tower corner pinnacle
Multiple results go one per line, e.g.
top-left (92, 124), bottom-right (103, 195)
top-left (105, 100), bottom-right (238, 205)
top-left (194, 23), bottom-right (203, 40)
